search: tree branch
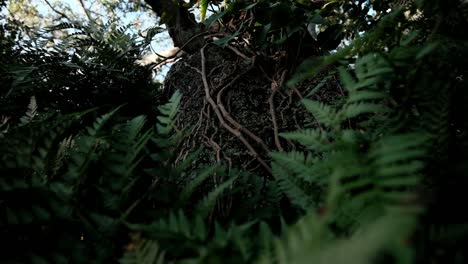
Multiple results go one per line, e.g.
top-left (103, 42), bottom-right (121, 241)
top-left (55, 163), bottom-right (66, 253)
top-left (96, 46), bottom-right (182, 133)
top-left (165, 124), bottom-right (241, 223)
top-left (144, 0), bottom-right (205, 53)
top-left (76, 0), bottom-right (93, 22)
top-left (42, 0), bottom-right (72, 21)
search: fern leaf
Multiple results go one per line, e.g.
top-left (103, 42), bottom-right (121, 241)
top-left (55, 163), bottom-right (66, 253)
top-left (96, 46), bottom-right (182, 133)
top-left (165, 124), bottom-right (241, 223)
top-left (66, 107), bottom-right (122, 180)
top-left (117, 116), bottom-right (153, 177)
top-left (377, 175), bottom-right (421, 187)
top-left (193, 214), bottom-right (208, 241)
top-left (264, 213), bottom-right (415, 264)
top-left (302, 99), bottom-right (338, 127)
top-left (179, 164), bottom-right (222, 205)
top-left (126, 211), bottom-right (208, 242)
top-left (355, 53), bottom-right (393, 81)
top-left (370, 133), bottom-right (428, 176)
top-left (350, 78), bottom-right (380, 91)
top-left (174, 148), bottom-right (202, 174)
top-left (120, 240), bottom-right (166, 264)
top-left (87, 106), bottom-right (122, 137)
top-left (280, 129), bottom-right (329, 151)
top-left (338, 67), bottom-right (357, 92)
top-left (273, 163), bottom-right (312, 210)
top-left (372, 149), bottom-right (425, 166)
top-left (376, 161), bottom-right (424, 177)
top-left (267, 211), bottom-right (323, 264)
top-left (271, 151), bottom-right (324, 184)
top-left (20, 96), bottom-right (38, 124)
top-left (196, 176), bottom-right (236, 218)
top-left (126, 115), bottom-right (147, 141)
top-left (343, 103), bottom-right (388, 119)
top-left (347, 91), bottom-right (386, 103)
top-left (370, 134), bottom-right (428, 158)
top-left (157, 90), bottom-right (182, 135)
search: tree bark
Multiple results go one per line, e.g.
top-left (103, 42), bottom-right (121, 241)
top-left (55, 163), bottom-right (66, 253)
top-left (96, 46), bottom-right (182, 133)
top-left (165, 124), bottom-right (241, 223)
top-left (144, 0), bottom-right (205, 53)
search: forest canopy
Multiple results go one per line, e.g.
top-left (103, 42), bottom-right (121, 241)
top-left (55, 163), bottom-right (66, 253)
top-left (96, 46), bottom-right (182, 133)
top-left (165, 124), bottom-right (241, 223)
top-left (0, 0), bottom-right (467, 263)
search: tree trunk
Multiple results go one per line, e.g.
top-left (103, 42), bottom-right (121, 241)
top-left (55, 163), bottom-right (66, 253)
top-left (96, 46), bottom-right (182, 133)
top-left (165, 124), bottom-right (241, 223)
top-left (144, 0), bottom-right (205, 53)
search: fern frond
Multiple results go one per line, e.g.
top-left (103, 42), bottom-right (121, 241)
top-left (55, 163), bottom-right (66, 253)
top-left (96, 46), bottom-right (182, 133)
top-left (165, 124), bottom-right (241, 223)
top-left (46, 22), bottom-right (83, 32)
top-left (302, 99), bottom-right (338, 128)
top-left (179, 164), bottom-right (222, 206)
top-left (0, 116), bottom-right (10, 136)
top-left (370, 133), bottom-right (428, 174)
top-left (279, 129), bottom-right (330, 151)
top-left (66, 107), bottom-right (122, 181)
top-left (196, 175), bottom-right (236, 218)
top-left (120, 240), bottom-right (167, 264)
top-left (174, 148), bottom-right (202, 174)
top-left (112, 115), bottom-right (153, 177)
top-left (273, 163), bottom-right (313, 210)
top-left (19, 96), bottom-right (38, 125)
top-left (267, 211), bottom-right (324, 264)
top-left (127, 211), bottom-right (208, 242)
top-left (354, 54), bottom-right (393, 82)
top-left (365, 133), bottom-right (427, 210)
top-left (157, 90), bottom-right (182, 136)
top-left (270, 151), bottom-right (324, 184)
top-left (347, 91), bottom-right (387, 103)
top-left (342, 103), bottom-right (388, 119)
top-left (263, 213), bottom-right (415, 264)
top-left (86, 105), bottom-right (122, 137)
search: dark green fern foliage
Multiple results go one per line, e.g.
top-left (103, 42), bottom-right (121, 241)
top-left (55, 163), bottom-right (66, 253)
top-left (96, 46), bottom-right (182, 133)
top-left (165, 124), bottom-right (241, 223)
top-left (273, 53), bottom-right (428, 219)
top-left (1, 0), bottom-right (468, 263)
top-left (0, 20), bottom-right (158, 120)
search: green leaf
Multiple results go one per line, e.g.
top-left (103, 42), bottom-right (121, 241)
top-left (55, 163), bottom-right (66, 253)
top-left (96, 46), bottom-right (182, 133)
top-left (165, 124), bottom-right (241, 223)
top-left (343, 103), bottom-right (388, 119)
top-left (179, 165), bottom-right (222, 205)
top-left (302, 99), bottom-right (337, 127)
top-left (205, 11), bottom-right (226, 27)
top-left (416, 42), bottom-right (438, 59)
top-left (213, 32), bottom-right (241, 48)
top-left (200, 0), bottom-right (209, 22)
top-left (280, 129), bottom-right (329, 151)
top-left (196, 176), bottom-right (236, 218)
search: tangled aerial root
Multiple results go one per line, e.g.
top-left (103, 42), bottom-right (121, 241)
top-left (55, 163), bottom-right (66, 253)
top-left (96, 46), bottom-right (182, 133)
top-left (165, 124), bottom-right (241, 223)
top-left (166, 44), bottom-right (340, 180)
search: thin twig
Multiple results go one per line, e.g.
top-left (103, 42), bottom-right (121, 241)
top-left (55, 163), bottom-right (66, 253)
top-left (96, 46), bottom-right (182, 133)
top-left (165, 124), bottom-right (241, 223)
top-left (150, 31), bottom-right (209, 71)
top-left (76, 0), bottom-right (93, 22)
top-left (293, 87), bottom-right (304, 100)
top-left (269, 70), bottom-right (287, 151)
top-left (227, 45), bottom-right (249, 59)
top-left (43, 0), bottom-right (72, 21)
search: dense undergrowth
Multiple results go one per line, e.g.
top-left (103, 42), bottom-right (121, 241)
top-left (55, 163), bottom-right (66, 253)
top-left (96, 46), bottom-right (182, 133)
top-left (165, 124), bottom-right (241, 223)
top-left (1, 0), bottom-right (467, 263)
